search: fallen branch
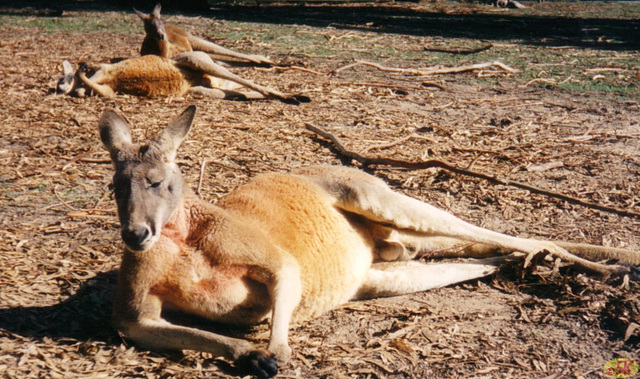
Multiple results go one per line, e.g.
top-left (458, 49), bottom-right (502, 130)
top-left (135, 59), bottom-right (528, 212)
top-left (338, 81), bottom-right (448, 92)
top-left (350, 82), bottom-right (425, 91)
top-left (257, 65), bottom-right (327, 76)
top-left (424, 42), bottom-right (493, 55)
top-left (333, 60), bottom-right (519, 76)
top-left (305, 123), bottom-right (640, 220)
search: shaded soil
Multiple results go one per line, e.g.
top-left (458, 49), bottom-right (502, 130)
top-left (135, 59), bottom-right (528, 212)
top-left (0, 2), bottom-right (639, 378)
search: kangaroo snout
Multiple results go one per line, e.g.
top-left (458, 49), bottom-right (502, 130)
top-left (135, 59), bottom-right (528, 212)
top-left (121, 224), bottom-right (153, 251)
top-left (156, 29), bottom-right (166, 42)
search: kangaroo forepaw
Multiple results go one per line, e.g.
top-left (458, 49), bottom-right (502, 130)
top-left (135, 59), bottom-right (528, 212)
top-left (235, 349), bottom-right (278, 379)
top-left (78, 62), bottom-right (92, 75)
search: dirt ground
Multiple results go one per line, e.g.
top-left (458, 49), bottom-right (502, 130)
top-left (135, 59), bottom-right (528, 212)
top-left (1, 2), bottom-right (639, 378)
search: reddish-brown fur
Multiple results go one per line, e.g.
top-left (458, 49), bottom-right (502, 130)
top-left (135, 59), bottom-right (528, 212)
top-left (98, 55), bottom-right (198, 97)
top-left (141, 24), bottom-right (193, 58)
top-left (101, 107), bottom-right (636, 378)
top-left (58, 53), bottom-right (308, 103)
top-left (135, 4), bottom-right (273, 65)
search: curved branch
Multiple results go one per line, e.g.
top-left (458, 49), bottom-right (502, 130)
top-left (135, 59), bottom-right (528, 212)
top-left (305, 123), bottom-right (640, 220)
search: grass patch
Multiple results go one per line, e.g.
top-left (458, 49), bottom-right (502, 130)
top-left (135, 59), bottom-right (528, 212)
top-left (0, 13), bottom-right (139, 34)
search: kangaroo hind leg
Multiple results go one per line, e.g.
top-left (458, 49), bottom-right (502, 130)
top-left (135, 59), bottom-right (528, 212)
top-left (187, 36), bottom-right (274, 66)
top-left (308, 166), bottom-right (627, 275)
top-left (173, 51), bottom-right (308, 104)
top-left (355, 259), bottom-right (503, 300)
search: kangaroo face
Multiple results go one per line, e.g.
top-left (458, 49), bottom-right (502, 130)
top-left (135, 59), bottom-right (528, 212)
top-left (100, 106), bottom-right (195, 252)
top-left (57, 60), bottom-right (83, 96)
top-left (134, 3), bottom-right (166, 42)
top-left (57, 60), bottom-right (95, 97)
top-left (111, 148), bottom-right (184, 251)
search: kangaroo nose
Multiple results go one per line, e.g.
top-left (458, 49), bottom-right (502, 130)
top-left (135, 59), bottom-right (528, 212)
top-left (121, 225), bottom-right (152, 251)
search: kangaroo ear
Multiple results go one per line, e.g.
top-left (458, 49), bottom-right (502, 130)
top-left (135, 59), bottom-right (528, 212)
top-left (99, 110), bottom-right (133, 163)
top-left (154, 106), bottom-right (196, 162)
top-left (62, 60), bottom-right (75, 75)
top-left (152, 3), bottom-right (162, 18)
top-left (133, 8), bottom-right (149, 20)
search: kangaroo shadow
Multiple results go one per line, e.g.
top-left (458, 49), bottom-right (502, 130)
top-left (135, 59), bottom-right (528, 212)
top-left (0, 270), bottom-right (121, 344)
top-left (0, 270), bottom-right (269, 377)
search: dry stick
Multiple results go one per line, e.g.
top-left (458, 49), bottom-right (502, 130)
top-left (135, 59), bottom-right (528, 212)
top-left (196, 159), bottom-right (209, 195)
top-left (352, 82), bottom-right (426, 91)
top-left (334, 60), bottom-right (519, 76)
top-left (304, 123), bottom-right (640, 220)
top-left (419, 61), bottom-right (519, 75)
top-left (424, 42), bottom-right (493, 55)
top-left (53, 186), bottom-right (79, 211)
top-left (422, 81), bottom-right (449, 91)
top-left (340, 81), bottom-right (448, 92)
top-left (13, 151), bottom-right (93, 180)
top-left (257, 65), bottom-right (327, 76)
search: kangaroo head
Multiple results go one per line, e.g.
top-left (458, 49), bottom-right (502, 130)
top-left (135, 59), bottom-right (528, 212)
top-left (100, 106), bottom-right (196, 252)
top-left (134, 3), bottom-right (166, 42)
top-left (56, 61), bottom-right (97, 97)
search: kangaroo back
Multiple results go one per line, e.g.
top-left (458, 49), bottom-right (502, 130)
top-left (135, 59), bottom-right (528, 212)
top-left (102, 55), bottom-right (195, 97)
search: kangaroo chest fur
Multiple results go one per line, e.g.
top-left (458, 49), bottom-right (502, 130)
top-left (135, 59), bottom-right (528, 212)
top-left (101, 55), bottom-right (199, 97)
top-left (145, 240), bottom-right (272, 325)
top-left (122, 172), bottom-right (375, 325)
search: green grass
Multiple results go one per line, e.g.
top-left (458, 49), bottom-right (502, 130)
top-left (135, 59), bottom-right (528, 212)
top-left (0, 13), bottom-right (139, 34)
top-left (1, 3), bottom-right (637, 96)
top-left (558, 82), bottom-right (638, 95)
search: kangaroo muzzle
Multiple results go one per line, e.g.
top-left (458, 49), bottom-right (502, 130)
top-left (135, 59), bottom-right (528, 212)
top-left (121, 224), bottom-right (154, 251)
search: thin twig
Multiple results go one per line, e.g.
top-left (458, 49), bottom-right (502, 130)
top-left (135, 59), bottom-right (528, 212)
top-left (53, 186), bottom-right (79, 211)
top-left (339, 81), bottom-right (448, 92)
top-left (257, 65), bottom-right (327, 76)
top-left (304, 123), bottom-right (640, 220)
top-left (351, 82), bottom-right (425, 91)
top-left (424, 42), bottom-right (493, 55)
top-left (197, 159), bottom-right (209, 195)
top-left (11, 150), bottom-right (94, 180)
top-left (422, 81), bottom-right (449, 91)
top-left (334, 60), bottom-right (519, 76)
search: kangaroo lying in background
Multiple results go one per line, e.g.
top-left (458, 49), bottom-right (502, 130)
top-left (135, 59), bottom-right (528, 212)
top-left (57, 54), bottom-right (308, 104)
top-left (135, 4), bottom-right (274, 66)
top-left (100, 106), bottom-right (637, 378)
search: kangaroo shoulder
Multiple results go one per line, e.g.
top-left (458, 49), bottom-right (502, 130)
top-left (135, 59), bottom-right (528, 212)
top-left (166, 24), bottom-right (190, 38)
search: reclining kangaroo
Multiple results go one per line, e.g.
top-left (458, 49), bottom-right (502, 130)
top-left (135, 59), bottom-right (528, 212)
top-left (135, 4), bottom-right (273, 66)
top-left (57, 54), bottom-right (308, 104)
top-left (101, 106), bottom-right (637, 378)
